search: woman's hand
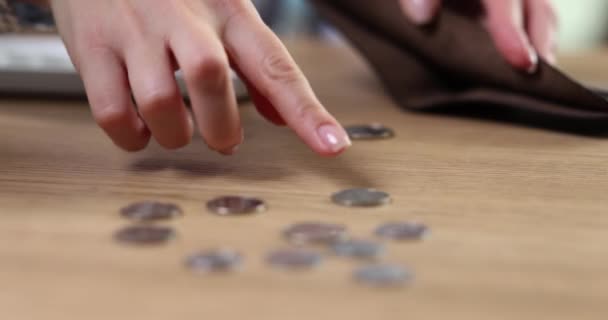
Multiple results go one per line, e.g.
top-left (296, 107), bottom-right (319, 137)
top-left (50, 0), bottom-right (351, 155)
top-left (399, 0), bottom-right (558, 73)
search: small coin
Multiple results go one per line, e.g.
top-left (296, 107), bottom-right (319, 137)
top-left (331, 188), bottom-right (391, 207)
top-left (332, 239), bottom-right (385, 260)
top-left (354, 264), bottom-right (413, 287)
top-left (184, 249), bottom-right (243, 273)
top-left (375, 222), bottom-right (429, 241)
top-left (114, 225), bottom-right (175, 245)
top-left (283, 222), bottom-right (348, 245)
top-left (120, 201), bottom-right (182, 222)
top-left (266, 248), bottom-right (323, 270)
top-left (206, 196), bottom-right (267, 216)
top-left (345, 124), bottom-right (395, 140)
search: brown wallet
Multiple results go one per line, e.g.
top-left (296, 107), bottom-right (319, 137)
top-left (311, 0), bottom-right (608, 134)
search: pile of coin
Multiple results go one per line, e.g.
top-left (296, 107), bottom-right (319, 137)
top-left (113, 124), bottom-right (431, 288)
top-left (114, 201), bottom-right (183, 246)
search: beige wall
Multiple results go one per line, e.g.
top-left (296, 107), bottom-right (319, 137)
top-left (554, 0), bottom-right (608, 51)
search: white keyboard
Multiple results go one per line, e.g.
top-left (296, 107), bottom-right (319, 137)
top-left (0, 34), bottom-right (248, 98)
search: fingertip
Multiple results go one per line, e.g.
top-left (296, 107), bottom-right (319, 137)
top-left (488, 23), bottom-right (539, 73)
top-left (315, 123), bottom-right (352, 155)
top-left (116, 124), bottom-right (152, 152)
top-left (502, 43), bottom-right (539, 74)
top-left (400, 0), bottom-right (441, 25)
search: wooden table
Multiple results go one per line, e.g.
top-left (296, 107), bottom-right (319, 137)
top-left (0, 40), bottom-right (607, 320)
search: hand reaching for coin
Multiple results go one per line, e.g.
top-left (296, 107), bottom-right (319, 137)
top-left (399, 0), bottom-right (558, 73)
top-left (49, 0), bottom-right (351, 156)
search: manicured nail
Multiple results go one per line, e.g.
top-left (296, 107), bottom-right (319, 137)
top-left (406, 0), bottom-right (436, 25)
top-left (317, 124), bottom-right (351, 153)
top-left (219, 145), bottom-right (239, 156)
top-left (218, 129), bottom-right (244, 156)
top-left (526, 46), bottom-right (539, 74)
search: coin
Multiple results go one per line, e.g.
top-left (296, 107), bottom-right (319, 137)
top-left (375, 222), bottom-right (429, 241)
top-left (331, 188), bottom-right (391, 207)
top-left (206, 196), bottom-right (267, 216)
top-left (332, 239), bottom-right (385, 260)
top-left (120, 201), bottom-right (182, 222)
top-left (266, 248), bottom-right (323, 270)
top-left (354, 264), bottom-right (412, 287)
top-left (114, 225), bottom-right (175, 245)
top-left (283, 222), bottom-right (348, 245)
top-left (345, 124), bottom-right (395, 140)
top-left (184, 249), bottom-right (243, 273)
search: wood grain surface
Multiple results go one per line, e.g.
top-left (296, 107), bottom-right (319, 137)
top-left (0, 40), bottom-right (607, 320)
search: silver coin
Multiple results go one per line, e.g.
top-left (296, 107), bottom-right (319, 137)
top-left (345, 124), bottom-right (395, 140)
top-left (120, 201), bottom-right (182, 222)
top-left (331, 188), bottom-right (391, 207)
top-left (114, 225), bottom-right (175, 245)
top-left (184, 249), bottom-right (243, 273)
top-left (332, 239), bottom-right (385, 260)
top-left (266, 248), bottom-right (322, 270)
top-left (354, 264), bottom-right (413, 287)
top-left (375, 222), bottom-right (429, 241)
top-left (206, 196), bottom-right (267, 216)
top-left (283, 222), bottom-right (348, 245)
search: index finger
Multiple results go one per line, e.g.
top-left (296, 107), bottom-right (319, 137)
top-left (219, 3), bottom-right (351, 156)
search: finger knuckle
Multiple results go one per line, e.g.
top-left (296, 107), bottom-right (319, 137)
top-left (184, 54), bottom-right (229, 91)
top-left (294, 99), bottom-right (322, 122)
top-left (212, 0), bottom-right (250, 19)
top-left (261, 52), bottom-right (302, 85)
top-left (137, 86), bottom-right (180, 117)
top-left (92, 103), bottom-right (130, 131)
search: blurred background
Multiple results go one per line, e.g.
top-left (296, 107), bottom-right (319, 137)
top-left (2, 0), bottom-right (608, 52)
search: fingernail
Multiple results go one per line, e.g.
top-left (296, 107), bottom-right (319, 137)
top-left (526, 46), bottom-right (539, 74)
top-left (219, 144), bottom-right (240, 156)
top-left (218, 129), bottom-right (244, 156)
top-left (406, 0), bottom-right (436, 25)
top-left (317, 124), bottom-right (351, 153)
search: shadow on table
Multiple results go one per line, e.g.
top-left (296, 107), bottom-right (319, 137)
top-left (129, 157), bottom-right (294, 181)
top-left (128, 136), bottom-right (377, 187)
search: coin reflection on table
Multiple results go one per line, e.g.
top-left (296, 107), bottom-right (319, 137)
top-left (184, 249), bottom-right (243, 273)
top-left (266, 248), bottom-right (323, 270)
top-left (120, 201), bottom-right (182, 222)
top-left (345, 124), bottom-right (395, 140)
top-left (282, 222), bottom-right (348, 245)
top-left (206, 196), bottom-right (267, 216)
top-left (332, 239), bottom-right (385, 260)
top-left (114, 225), bottom-right (176, 246)
top-left (354, 264), bottom-right (412, 287)
top-left (375, 222), bottom-right (429, 241)
top-left (331, 188), bottom-right (391, 207)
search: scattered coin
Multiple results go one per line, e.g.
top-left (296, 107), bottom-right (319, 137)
top-left (345, 124), bottom-right (395, 140)
top-left (120, 201), bottom-right (182, 222)
top-left (332, 239), bottom-right (385, 260)
top-left (184, 249), bottom-right (243, 273)
top-left (331, 188), bottom-right (391, 207)
top-left (206, 196), bottom-right (267, 216)
top-left (375, 222), bottom-right (429, 241)
top-left (266, 248), bottom-right (323, 270)
top-left (354, 264), bottom-right (413, 287)
top-left (114, 225), bottom-right (176, 245)
top-left (283, 222), bottom-right (348, 245)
